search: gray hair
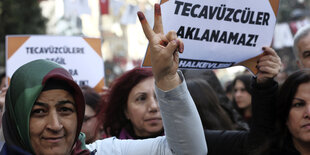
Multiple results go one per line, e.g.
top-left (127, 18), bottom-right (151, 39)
top-left (293, 25), bottom-right (310, 61)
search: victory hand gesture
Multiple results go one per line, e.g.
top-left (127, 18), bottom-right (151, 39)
top-left (138, 4), bottom-right (184, 90)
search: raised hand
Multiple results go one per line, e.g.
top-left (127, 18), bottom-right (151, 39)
top-left (137, 4), bottom-right (184, 90)
top-left (256, 47), bottom-right (282, 84)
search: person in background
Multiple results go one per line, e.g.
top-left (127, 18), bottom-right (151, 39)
top-left (225, 81), bottom-right (234, 102)
top-left (186, 79), bottom-right (235, 130)
top-left (81, 86), bottom-right (104, 144)
top-left (0, 72), bottom-right (5, 90)
top-left (0, 87), bottom-right (7, 128)
top-left (0, 72), bottom-right (7, 148)
top-left (181, 69), bottom-right (249, 130)
top-left (293, 25), bottom-right (310, 69)
top-left (232, 74), bottom-right (253, 125)
top-left (102, 68), bottom-right (164, 139)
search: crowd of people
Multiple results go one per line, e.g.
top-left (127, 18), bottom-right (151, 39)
top-left (1, 3), bottom-right (310, 155)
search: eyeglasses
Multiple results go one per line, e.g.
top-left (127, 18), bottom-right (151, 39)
top-left (83, 115), bottom-right (96, 123)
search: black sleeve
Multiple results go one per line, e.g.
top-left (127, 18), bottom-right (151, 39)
top-left (247, 78), bottom-right (278, 152)
top-left (205, 130), bottom-right (248, 155)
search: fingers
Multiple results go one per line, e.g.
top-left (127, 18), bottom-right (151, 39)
top-left (159, 35), bottom-right (169, 47)
top-left (138, 11), bottom-right (155, 40)
top-left (262, 46), bottom-right (278, 56)
top-left (166, 31), bottom-right (184, 53)
top-left (257, 59), bottom-right (281, 73)
top-left (257, 61), bottom-right (280, 73)
top-left (258, 55), bottom-right (281, 64)
top-left (153, 4), bottom-right (164, 34)
top-left (166, 31), bottom-right (178, 41)
top-left (256, 47), bottom-right (281, 79)
top-left (258, 47), bottom-right (281, 65)
top-left (177, 38), bottom-right (184, 53)
top-left (165, 40), bottom-right (180, 56)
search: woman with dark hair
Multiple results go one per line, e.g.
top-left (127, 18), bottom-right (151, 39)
top-left (255, 69), bottom-right (310, 154)
top-left (232, 74), bottom-right (253, 124)
top-left (186, 79), bottom-right (235, 130)
top-left (102, 67), bottom-right (164, 139)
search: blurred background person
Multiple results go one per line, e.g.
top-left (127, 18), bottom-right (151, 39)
top-left (293, 25), bottom-right (310, 69)
top-left (0, 88), bottom-right (6, 127)
top-left (0, 72), bottom-right (5, 90)
top-left (0, 72), bottom-right (7, 129)
top-left (225, 81), bottom-right (234, 102)
top-left (102, 67), bottom-right (163, 139)
top-left (182, 69), bottom-right (249, 130)
top-left (186, 79), bottom-right (235, 130)
top-left (232, 74), bottom-right (253, 125)
top-left (81, 85), bottom-right (105, 144)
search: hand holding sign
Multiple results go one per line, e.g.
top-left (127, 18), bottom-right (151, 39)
top-left (138, 4), bottom-right (184, 90)
top-left (256, 47), bottom-right (281, 84)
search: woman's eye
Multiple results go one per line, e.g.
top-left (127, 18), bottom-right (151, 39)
top-left (59, 107), bottom-right (74, 114)
top-left (136, 95), bottom-right (146, 102)
top-left (31, 109), bottom-right (46, 116)
top-left (292, 102), bottom-right (305, 108)
top-left (302, 51), bottom-right (310, 58)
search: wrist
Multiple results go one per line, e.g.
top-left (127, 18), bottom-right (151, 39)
top-left (155, 72), bottom-right (181, 91)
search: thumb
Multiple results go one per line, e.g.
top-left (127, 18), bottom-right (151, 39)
top-left (165, 39), bottom-right (179, 55)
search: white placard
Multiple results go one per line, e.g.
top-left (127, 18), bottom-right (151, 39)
top-left (142, 0), bottom-right (279, 73)
top-left (6, 35), bottom-right (105, 92)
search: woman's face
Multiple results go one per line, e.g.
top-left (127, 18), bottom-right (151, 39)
top-left (81, 105), bottom-right (100, 144)
top-left (30, 89), bottom-right (77, 155)
top-left (234, 80), bottom-right (251, 109)
top-left (287, 82), bottom-right (310, 145)
top-left (125, 77), bottom-right (163, 137)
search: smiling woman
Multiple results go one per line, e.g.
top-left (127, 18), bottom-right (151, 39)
top-left (1, 59), bottom-right (87, 154)
top-left (29, 83), bottom-right (78, 155)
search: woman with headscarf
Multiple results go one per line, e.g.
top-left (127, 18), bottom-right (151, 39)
top-left (1, 59), bottom-right (89, 154)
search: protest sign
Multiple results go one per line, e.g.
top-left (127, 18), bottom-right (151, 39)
top-left (142, 0), bottom-right (279, 74)
top-left (6, 35), bottom-right (105, 92)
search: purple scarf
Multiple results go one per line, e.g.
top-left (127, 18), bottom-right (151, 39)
top-left (118, 128), bottom-right (134, 139)
top-left (118, 128), bottom-right (165, 140)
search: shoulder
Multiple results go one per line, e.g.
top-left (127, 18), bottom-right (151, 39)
top-left (0, 143), bottom-right (32, 155)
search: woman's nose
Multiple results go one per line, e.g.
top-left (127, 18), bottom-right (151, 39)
top-left (305, 104), bottom-right (310, 119)
top-left (46, 112), bottom-right (63, 132)
top-left (148, 98), bottom-right (159, 113)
